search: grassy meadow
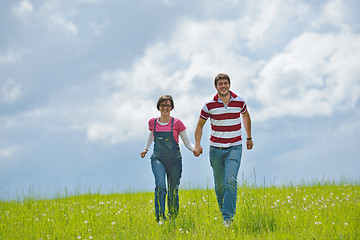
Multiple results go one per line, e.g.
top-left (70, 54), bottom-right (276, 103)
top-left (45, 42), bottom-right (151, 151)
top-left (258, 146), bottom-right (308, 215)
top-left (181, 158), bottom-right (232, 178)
top-left (1, 183), bottom-right (359, 239)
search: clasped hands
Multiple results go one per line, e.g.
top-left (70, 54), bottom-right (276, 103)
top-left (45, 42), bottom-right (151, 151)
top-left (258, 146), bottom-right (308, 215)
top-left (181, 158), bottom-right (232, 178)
top-left (140, 146), bottom-right (203, 158)
top-left (193, 145), bottom-right (203, 157)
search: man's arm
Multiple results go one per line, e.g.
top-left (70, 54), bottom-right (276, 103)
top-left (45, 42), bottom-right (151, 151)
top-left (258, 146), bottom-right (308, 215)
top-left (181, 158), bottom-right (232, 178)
top-left (193, 117), bottom-right (206, 156)
top-left (241, 110), bottom-right (253, 150)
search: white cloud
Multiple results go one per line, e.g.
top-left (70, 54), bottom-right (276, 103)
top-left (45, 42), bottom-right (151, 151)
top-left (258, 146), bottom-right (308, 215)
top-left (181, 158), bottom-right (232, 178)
top-left (253, 31), bottom-right (360, 120)
top-left (0, 78), bottom-right (23, 104)
top-left (311, 0), bottom-right (349, 31)
top-left (5, 19), bottom-right (241, 144)
top-left (0, 147), bottom-right (18, 167)
top-left (13, 0), bottom-right (79, 36)
top-left (82, 3), bottom-right (360, 142)
top-left (142, 0), bottom-right (176, 6)
top-left (78, 0), bottom-right (100, 3)
top-left (13, 0), bottom-right (34, 19)
top-left (236, 0), bottom-right (310, 52)
top-left (43, 0), bottom-right (61, 11)
top-left (78, 18), bottom-right (260, 143)
top-left (49, 14), bottom-right (78, 35)
top-left (0, 49), bottom-right (23, 65)
top-left (89, 21), bottom-right (107, 36)
top-left (0, 147), bottom-right (17, 158)
top-left (4, 0), bottom-right (360, 145)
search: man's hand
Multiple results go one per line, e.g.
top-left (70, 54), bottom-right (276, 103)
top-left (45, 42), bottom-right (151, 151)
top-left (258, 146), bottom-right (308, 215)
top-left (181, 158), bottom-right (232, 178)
top-left (246, 139), bottom-right (253, 150)
top-left (193, 145), bottom-right (203, 157)
top-left (241, 110), bottom-right (253, 150)
top-left (194, 117), bottom-right (206, 157)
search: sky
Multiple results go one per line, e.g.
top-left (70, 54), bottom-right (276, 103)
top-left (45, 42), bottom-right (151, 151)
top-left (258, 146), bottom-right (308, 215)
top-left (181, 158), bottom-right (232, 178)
top-left (1, 0), bottom-right (360, 199)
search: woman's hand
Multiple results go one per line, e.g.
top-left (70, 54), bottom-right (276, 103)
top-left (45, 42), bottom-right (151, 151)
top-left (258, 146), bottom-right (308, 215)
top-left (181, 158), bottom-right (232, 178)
top-left (193, 145), bottom-right (203, 157)
top-left (140, 149), bottom-right (148, 158)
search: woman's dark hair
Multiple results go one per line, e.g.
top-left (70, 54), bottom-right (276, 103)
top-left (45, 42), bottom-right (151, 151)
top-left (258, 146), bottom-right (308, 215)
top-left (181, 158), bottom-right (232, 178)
top-left (214, 73), bottom-right (231, 86)
top-left (156, 95), bottom-right (174, 110)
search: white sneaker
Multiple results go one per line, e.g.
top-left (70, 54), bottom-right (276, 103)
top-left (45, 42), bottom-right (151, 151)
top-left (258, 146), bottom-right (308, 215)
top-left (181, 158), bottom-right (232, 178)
top-left (156, 216), bottom-right (167, 225)
top-left (223, 220), bottom-right (232, 227)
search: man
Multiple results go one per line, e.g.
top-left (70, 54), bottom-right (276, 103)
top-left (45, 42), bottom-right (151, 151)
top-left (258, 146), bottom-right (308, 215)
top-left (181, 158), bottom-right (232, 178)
top-left (193, 73), bottom-right (253, 227)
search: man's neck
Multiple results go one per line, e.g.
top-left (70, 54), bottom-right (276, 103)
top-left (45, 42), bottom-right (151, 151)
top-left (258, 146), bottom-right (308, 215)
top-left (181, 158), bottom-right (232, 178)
top-left (218, 92), bottom-right (231, 105)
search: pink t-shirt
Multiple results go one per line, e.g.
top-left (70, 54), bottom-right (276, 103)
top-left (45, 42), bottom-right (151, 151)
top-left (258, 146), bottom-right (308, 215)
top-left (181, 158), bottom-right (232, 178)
top-left (148, 117), bottom-right (186, 143)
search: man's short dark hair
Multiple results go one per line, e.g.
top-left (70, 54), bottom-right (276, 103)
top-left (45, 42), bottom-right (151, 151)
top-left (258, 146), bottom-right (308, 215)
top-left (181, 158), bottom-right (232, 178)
top-left (214, 73), bottom-right (231, 86)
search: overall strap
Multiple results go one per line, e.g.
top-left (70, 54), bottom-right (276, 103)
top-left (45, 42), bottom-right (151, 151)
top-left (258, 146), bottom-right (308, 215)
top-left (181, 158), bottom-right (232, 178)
top-left (153, 118), bottom-right (157, 132)
top-left (170, 118), bottom-right (174, 132)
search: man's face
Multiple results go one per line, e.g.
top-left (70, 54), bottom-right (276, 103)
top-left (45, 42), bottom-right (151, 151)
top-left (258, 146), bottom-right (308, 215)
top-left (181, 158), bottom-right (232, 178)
top-left (215, 79), bottom-right (230, 97)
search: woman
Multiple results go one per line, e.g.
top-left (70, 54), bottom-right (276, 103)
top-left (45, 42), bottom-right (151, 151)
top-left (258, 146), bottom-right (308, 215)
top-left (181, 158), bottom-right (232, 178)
top-left (140, 95), bottom-right (194, 224)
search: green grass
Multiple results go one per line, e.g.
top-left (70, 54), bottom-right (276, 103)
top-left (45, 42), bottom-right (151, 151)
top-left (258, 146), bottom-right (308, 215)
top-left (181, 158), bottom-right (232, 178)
top-left (1, 183), bottom-right (359, 239)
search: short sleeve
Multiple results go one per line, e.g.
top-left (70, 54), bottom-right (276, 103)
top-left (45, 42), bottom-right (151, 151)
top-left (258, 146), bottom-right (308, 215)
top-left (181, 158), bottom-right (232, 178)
top-left (241, 102), bottom-right (247, 114)
top-left (174, 118), bottom-right (186, 132)
top-left (200, 104), bottom-right (210, 120)
top-left (148, 118), bottom-right (156, 131)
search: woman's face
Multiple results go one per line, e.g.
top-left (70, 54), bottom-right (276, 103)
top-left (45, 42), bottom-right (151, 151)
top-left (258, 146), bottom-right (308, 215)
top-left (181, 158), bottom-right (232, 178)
top-left (159, 100), bottom-right (172, 116)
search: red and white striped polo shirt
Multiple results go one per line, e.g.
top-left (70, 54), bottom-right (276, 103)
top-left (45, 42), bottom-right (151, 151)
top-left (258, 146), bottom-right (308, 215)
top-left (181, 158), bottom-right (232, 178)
top-left (200, 91), bottom-right (247, 148)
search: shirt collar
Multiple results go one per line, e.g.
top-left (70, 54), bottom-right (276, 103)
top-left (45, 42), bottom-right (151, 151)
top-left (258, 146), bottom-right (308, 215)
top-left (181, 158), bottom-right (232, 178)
top-left (213, 91), bottom-right (237, 102)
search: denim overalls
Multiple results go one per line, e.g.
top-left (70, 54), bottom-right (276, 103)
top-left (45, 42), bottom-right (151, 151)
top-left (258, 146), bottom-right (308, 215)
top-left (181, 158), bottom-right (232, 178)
top-left (150, 118), bottom-right (182, 221)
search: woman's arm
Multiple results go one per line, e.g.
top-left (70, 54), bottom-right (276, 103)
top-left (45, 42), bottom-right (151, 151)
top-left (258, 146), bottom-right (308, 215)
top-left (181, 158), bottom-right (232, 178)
top-left (140, 131), bottom-right (153, 158)
top-left (179, 129), bottom-right (195, 151)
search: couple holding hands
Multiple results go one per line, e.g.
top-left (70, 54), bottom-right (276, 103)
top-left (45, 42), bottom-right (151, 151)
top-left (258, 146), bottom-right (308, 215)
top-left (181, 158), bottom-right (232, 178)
top-left (140, 73), bottom-right (253, 227)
